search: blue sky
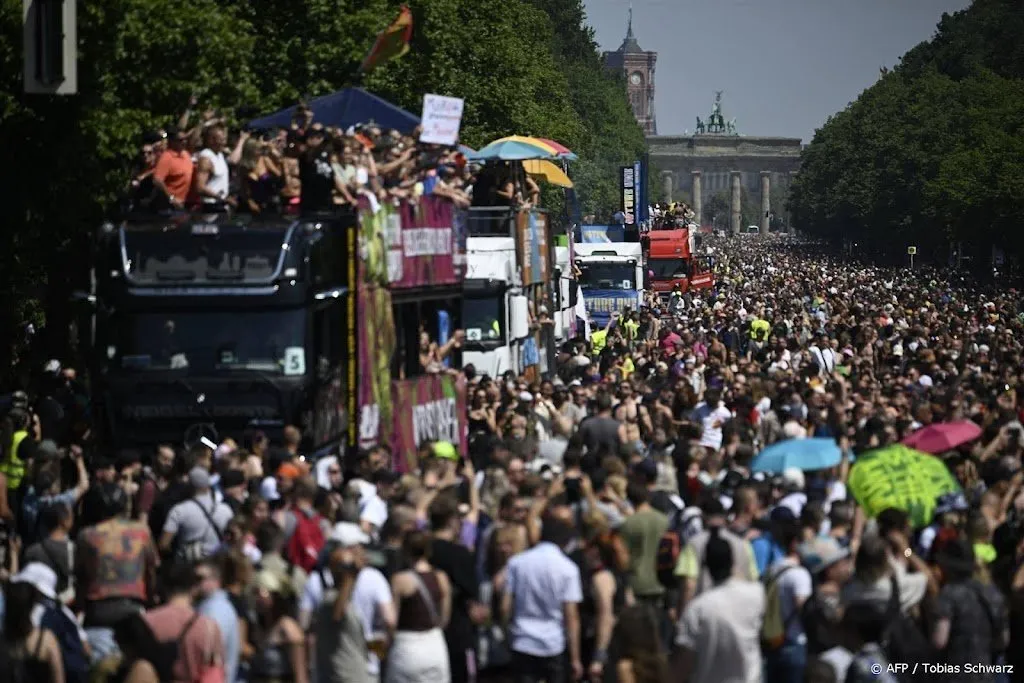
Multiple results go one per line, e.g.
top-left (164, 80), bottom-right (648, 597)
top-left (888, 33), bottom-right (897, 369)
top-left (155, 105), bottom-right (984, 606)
top-left (583, 0), bottom-right (973, 142)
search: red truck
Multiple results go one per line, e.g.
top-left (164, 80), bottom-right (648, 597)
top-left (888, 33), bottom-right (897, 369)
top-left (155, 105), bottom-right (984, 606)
top-left (643, 227), bottom-right (715, 302)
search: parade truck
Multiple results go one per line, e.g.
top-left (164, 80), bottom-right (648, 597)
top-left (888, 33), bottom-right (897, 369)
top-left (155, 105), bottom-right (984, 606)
top-left (573, 242), bottom-right (644, 328)
top-left (79, 197), bottom-right (469, 464)
top-left (644, 225), bottom-right (715, 303)
top-left (462, 206), bottom-right (557, 379)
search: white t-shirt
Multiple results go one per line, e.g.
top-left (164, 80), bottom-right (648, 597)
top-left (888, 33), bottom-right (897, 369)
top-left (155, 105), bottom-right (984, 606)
top-left (765, 558), bottom-right (813, 645)
top-left (692, 402), bottom-right (732, 451)
top-left (675, 578), bottom-right (766, 683)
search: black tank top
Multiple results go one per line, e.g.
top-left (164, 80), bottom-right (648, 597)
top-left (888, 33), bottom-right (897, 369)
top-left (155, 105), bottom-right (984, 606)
top-left (298, 148), bottom-right (335, 213)
top-left (396, 571), bottom-right (442, 632)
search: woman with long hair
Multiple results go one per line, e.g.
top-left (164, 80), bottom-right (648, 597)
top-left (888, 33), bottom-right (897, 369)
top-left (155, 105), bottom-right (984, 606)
top-left (611, 605), bottom-right (668, 683)
top-left (579, 508), bottom-right (630, 682)
top-left (111, 612), bottom-right (161, 683)
top-left (386, 530), bottom-right (451, 683)
top-left (1, 581), bottom-right (64, 683)
top-left (248, 570), bottom-right (307, 683)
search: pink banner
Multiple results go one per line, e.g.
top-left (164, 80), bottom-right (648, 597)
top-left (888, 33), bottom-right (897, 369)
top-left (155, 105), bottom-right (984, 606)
top-left (389, 197), bottom-right (461, 289)
top-left (390, 374), bottom-right (468, 472)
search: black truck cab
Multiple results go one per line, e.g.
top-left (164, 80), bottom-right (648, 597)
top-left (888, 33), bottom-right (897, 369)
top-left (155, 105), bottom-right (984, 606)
top-left (85, 209), bottom-right (354, 453)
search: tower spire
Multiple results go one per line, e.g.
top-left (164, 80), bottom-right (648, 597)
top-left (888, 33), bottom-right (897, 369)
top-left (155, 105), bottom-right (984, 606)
top-left (627, 3), bottom-right (634, 39)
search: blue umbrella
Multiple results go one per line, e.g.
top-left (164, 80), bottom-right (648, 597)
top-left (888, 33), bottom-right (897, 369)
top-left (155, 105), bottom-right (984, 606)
top-left (751, 437), bottom-right (843, 474)
top-left (467, 138), bottom-right (558, 161)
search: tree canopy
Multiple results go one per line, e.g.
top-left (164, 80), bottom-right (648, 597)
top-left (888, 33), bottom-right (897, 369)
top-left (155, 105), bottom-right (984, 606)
top-left (0, 0), bottom-right (644, 371)
top-left (788, 0), bottom-right (1024, 263)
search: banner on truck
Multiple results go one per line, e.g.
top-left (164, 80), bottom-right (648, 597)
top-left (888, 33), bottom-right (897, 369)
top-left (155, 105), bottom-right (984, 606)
top-left (584, 289), bottom-right (641, 318)
top-left (419, 94), bottom-right (465, 146)
top-left (391, 374), bottom-right (468, 472)
top-left (356, 286), bottom-right (395, 449)
top-left (516, 209), bottom-right (550, 285)
top-left (373, 197), bottom-right (462, 289)
top-left (620, 166), bottom-right (636, 226)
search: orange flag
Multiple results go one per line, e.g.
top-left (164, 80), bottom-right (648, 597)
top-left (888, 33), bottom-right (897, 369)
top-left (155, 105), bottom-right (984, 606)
top-left (359, 5), bottom-right (414, 74)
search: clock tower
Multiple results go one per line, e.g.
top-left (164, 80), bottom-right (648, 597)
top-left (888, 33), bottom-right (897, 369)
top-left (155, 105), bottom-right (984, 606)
top-left (602, 7), bottom-right (657, 135)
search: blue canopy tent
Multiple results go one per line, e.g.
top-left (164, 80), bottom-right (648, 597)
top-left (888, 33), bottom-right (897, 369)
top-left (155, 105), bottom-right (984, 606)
top-left (248, 87), bottom-right (420, 133)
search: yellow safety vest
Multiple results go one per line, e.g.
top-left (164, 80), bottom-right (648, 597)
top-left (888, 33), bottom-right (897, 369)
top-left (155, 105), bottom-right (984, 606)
top-left (0, 430), bottom-right (28, 490)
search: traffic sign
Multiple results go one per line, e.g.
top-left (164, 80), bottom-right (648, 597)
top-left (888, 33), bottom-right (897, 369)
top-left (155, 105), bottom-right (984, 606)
top-left (907, 246), bottom-right (917, 255)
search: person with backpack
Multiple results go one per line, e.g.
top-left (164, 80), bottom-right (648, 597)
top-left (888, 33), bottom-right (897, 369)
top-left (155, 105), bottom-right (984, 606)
top-left (672, 526), bottom-right (765, 683)
top-left (674, 497), bottom-right (758, 614)
top-left (282, 477), bottom-right (326, 573)
top-left (144, 562), bottom-right (225, 683)
top-left (761, 518), bottom-right (812, 683)
top-left (159, 467), bottom-right (232, 563)
top-left (932, 538), bottom-right (1009, 681)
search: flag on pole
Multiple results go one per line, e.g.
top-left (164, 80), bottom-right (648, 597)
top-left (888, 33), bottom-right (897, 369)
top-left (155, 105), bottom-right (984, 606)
top-left (359, 5), bottom-right (414, 74)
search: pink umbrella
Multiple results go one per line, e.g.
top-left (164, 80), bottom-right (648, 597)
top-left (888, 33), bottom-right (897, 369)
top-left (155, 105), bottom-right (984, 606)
top-left (901, 420), bottom-right (983, 454)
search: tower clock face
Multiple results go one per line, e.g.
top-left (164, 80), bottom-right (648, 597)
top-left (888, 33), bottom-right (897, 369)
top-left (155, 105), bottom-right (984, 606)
top-left (630, 72), bottom-right (642, 85)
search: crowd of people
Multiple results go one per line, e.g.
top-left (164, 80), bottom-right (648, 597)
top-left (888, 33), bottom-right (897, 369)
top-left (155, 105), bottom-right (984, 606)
top-left (130, 98), bottom-right (474, 216)
top-left (2, 230), bottom-right (1024, 683)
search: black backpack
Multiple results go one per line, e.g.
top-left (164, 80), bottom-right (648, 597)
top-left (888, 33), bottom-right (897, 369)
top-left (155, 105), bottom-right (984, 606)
top-left (881, 576), bottom-right (936, 682)
top-left (155, 612), bottom-right (202, 681)
top-left (39, 599), bottom-right (89, 683)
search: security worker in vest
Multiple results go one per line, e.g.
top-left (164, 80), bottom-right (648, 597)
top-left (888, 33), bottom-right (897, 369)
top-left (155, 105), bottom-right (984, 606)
top-left (1, 408), bottom-right (34, 492)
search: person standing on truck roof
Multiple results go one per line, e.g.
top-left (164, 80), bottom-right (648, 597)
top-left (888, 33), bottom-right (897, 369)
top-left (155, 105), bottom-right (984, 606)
top-left (151, 126), bottom-right (194, 210)
top-left (194, 124), bottom-right (245, 208)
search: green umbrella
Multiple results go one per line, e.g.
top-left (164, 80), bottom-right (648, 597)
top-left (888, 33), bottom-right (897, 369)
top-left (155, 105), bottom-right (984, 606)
top-left (848, 443), bottom-right (961, 528)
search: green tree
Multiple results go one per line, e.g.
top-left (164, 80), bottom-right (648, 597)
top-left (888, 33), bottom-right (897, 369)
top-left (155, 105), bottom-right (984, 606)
top-left (0, 0), bottom-right (644, 372)
top-left (788, 0), bottom-right (1024, 262)
top-left (0, 0), bottom-right (258, 373)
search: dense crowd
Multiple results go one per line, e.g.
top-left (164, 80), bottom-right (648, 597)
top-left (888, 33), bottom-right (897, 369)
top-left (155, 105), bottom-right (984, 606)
top-left (129, 99), bottom-right (473, 216)
top-left (2, 233), bottom-right (1024, 683)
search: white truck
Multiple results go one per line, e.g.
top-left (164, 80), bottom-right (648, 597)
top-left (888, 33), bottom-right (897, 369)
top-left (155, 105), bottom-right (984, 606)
top-left (573, 242), bottom-right (645, 328)
top-left (462, 234), bottom-right (531, 378)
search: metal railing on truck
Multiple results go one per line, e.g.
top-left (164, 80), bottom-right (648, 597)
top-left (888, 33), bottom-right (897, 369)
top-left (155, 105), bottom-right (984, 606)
top-left (467, 206), bottom-right (547, 237)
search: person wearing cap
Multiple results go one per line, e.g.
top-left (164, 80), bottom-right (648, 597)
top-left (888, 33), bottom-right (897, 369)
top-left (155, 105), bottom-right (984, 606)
top-left (299, 522), bottom-right (395, 683)
top-left (930, 537), bottom-right (1007, 670)
top-left (160, 466), bottom-right (233, 561)
top-left (311, 529), bottom-right (378, 683)
top-left (797, 537), bottom-right (852, 656)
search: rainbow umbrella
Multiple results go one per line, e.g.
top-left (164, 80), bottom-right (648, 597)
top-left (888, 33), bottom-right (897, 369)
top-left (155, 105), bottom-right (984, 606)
top-left (468, 135), bottom-right (559, 161)
top-left (533, 137), bottom-right (578, 161)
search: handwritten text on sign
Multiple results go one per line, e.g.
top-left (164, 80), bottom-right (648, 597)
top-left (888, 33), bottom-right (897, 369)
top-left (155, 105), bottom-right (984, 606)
top-left (420, 94), bottom-right (465, 146)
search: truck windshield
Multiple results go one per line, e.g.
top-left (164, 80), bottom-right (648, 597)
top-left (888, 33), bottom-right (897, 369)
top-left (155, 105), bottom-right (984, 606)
top-left (112, 309), bottom-right (306, 374)
top-left (578, 263), bottom-right (635, 291)
top-left (648, 258), bottom-right (688, 279)
top-left (463, 297), bottom-right (503, 343)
